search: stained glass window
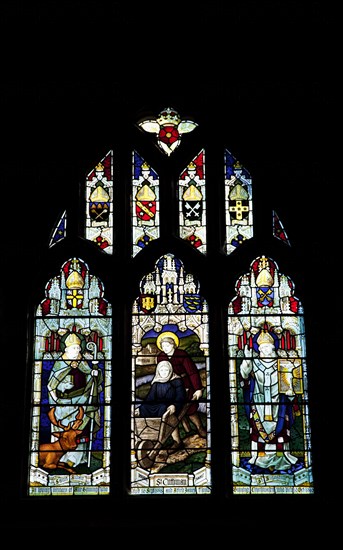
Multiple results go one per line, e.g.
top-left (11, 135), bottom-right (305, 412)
top-left (273, 210), bottom-right (291, 246)
top-left (132, 150), bottom-right (160, 257)
top-left (49, 210), bottom-right (67, 248)
top-left (6, 0), bottom-right (331, 529)
top-left (138, 107), bottom-right (198, 156)
top-left (85, 151), bottom-right (114, 253)
top-left (131, 253), bottom-right (211, 494)
top-left (225, 149), bottom-right (253, 254)
top-left (27, 104), bottom-right (315, 502)
top-left (178, 149), bottom-right (206, 253)
top-left (228, 255), bottom-right (313, 494)
top-left (28, 257), bottom-right (112, 496)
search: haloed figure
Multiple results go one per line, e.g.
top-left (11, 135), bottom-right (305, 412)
top-left (156, 331), bottom-right (206, 438)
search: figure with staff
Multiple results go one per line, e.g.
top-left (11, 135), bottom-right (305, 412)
top-left (47, 332), bottom-right (103, 470)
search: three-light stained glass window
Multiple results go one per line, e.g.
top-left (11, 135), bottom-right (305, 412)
top-left (28, 106), bottom-right (314, 497)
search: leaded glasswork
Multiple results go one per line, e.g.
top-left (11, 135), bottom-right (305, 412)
top-left (28, 257), bottom-right (112, 496)
top-left (85, 150), bottom-right (113, 253)
top-left (138, 107), bottom-right (198, 156)
top-left (178, 149), bottom-right (206, 253)
top-left (49, 210), bottom-right (67, 247)
top-left (130, 253), bottom-right (211, 494)
top-left (27, 103), bottom-right (315, 501)
top-left (132, 150), bottom-right (160, 257)
top-left (228, 255), bottom-right (313, 494)
top-left (273, 210), bottom-right (291, 246)
top-left (225, 149), bottom-right (253, 254)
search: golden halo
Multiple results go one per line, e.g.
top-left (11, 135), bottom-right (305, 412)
top-left (156, 331), bottom-right (180, 350)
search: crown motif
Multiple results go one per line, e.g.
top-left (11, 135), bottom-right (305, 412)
top-left (136, 184), bottom-right (156, 201)
top-left (95, 162), bottom-right (104, 172)
top-left (183, 184), bottom-right (202, 201)
top-left (229, 182), bottom-right (248, 201)
top-left (157, 107), bottom-right (181, 126)
top-left (90, 185), bottom-right (110, 202)
top-left (66, 270), bottom-right (85, 289)
top-left (65, 332), bottom-right (81, 347)
top-left (257, 330), bottom-right (274, 346)
top-left (256, 268), bottom-right (273, 287)
top-left (141, 161), bottom-right (150, 171)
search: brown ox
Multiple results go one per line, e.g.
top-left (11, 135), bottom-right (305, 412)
top-left (39, 406), bottom-right (84, 473)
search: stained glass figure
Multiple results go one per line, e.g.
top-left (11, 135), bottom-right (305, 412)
top-left (85, 151), bottom-right (113, 253)
top-left (228, 255), bottom-right (313, 494)
top-left (273, 210), bottom-right (291, 246)
top-left (138, 107), bottom-right (198, 156)
top-left (29, 257), bottom-right (112, 496)
top-left (225, 150), bottom-right (253, 254)
top-left (132, 151), bottom-right (160, 257)
top-left (49, 210), bottom-right (67, 247)
top-left (130, 253), bottom-right (211, 494)
top-left (178, 150), bottom-right (206, 253)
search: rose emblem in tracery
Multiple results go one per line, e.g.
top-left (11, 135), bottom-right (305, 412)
top-left (158, 125), bottom-right (180, 147)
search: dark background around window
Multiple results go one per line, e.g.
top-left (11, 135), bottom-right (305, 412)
top-left (2, 0), bottom-right (335, 536)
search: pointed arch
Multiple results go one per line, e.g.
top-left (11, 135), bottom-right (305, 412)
top-left (132, 150), bottom-right (160, 257)
top-left (130, 253), bottom-right (211, 494)
top-left (178, 149), bottom-right (207, 254)
top-left (225, 150), bottom-right (253, 254)
top-left (85, 151), bottom-right (114, 254)
top-left (28, 257), bottom-right (112, 496)
top-left (49, 210), bottom-right (67, 248)
top-left (227, 255), bottom-right (314, 494)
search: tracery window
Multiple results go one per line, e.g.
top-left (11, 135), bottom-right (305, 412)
top-left (27, 105), bottom-right (314, 498)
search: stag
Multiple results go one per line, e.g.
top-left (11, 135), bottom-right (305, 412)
top-left (39, 406), bottom-right (84, 473)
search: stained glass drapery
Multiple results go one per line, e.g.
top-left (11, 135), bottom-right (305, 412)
top-left (130, 253), bottom-right (211, 494)
top-left (29, 257), bottom-right (112, 496)
top-left (228, 255), bottom-right (313, 494)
